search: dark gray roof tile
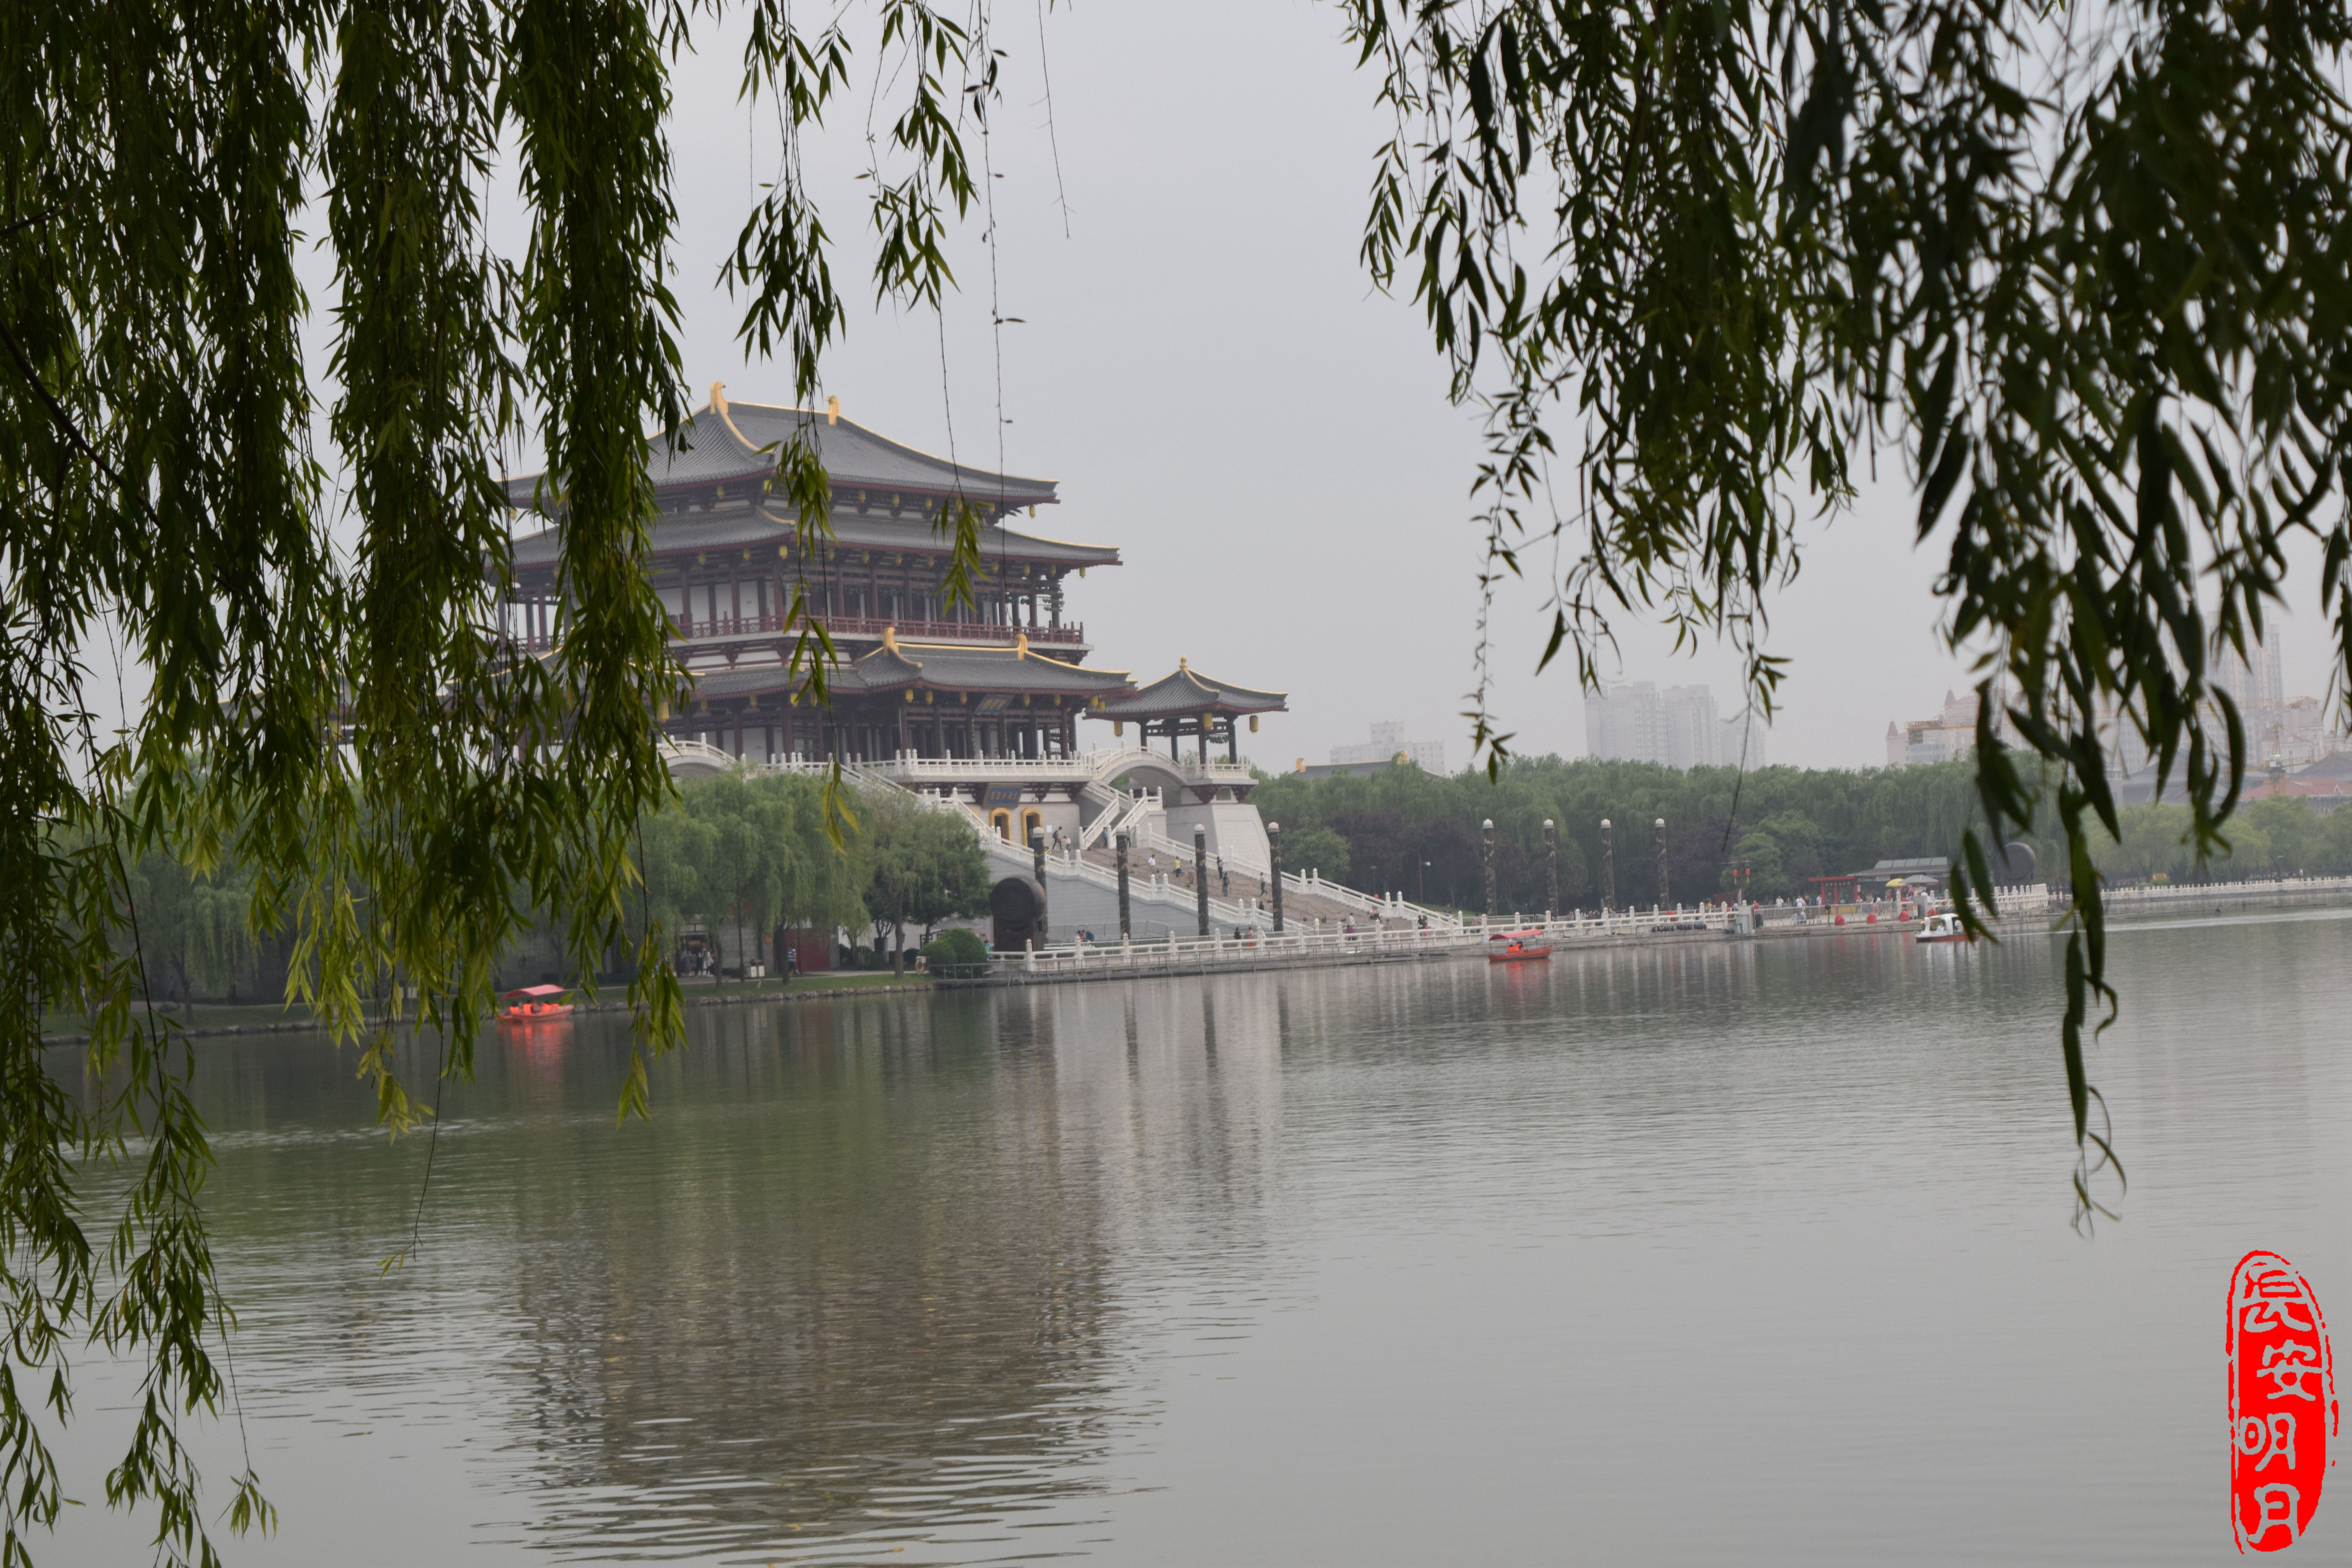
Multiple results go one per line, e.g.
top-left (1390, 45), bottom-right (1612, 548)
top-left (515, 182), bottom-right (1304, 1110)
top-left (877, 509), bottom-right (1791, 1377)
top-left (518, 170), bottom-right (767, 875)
top-left (1100, 664), bottom-right (1287, 719)
top-left (510, 506), bottom-right (1116, 576)
top-left (855, 640), bottom-right (1133, 696)
top-left (679, 641), bottom-right (1131, 704)
top-left (504, 398), bottom-right (1059, 510)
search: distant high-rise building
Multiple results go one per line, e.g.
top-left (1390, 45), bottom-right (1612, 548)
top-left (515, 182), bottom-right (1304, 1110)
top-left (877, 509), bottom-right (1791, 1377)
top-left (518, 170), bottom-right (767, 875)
top-left (2103, 636), bottom-right (2349, 797)
top-left (1886, 687), bottom-right (2012, 768)
top-left (1587, 682), bottom-right (1763, 769)
top-left (2213, 639), bottom-right (2286, 713)
top-left (2200, 636), bottom-right (2352, 768)
top-left (1330, 719), bottom-right (1446, 773)
top-left (1719, 708), bottom-right (1768, 770)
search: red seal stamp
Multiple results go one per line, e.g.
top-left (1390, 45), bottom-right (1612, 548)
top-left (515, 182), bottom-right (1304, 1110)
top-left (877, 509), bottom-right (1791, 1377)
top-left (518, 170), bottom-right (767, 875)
top-left (2230, 1251), bottom-right (2338, 1551)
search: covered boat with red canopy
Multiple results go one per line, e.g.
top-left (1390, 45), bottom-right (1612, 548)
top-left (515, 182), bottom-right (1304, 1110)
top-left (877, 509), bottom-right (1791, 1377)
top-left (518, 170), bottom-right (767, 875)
top-left (498, 984), bottom-right (572, 1022)
top-left (1486, 928), bottom-right (1554, 963)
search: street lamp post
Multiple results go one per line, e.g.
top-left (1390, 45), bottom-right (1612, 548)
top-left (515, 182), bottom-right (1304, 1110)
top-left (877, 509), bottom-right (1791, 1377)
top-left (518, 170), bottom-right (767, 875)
top-left (1481, 819), bottom-right (1496, 918)
top-left (1601, 818), bottom-right (1615, 911)
top-left (1194, 825), bottom-right (1210, 938)
top-left (1115, 830), bottom-right (1132, 939)
top-left (1030, 827), bottom-right (1049, 947)
top-left (1268, 822), bottom-right (1285, 935)
top-left (1543, 819), bottom-right (1558, 918)
top-left (1655, 817), bottom-right (1670, 909)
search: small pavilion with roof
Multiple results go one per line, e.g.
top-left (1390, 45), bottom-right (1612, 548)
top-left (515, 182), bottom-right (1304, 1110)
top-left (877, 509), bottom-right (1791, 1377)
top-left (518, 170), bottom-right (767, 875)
top-left (1095, 659), bottom-right (1287, 769)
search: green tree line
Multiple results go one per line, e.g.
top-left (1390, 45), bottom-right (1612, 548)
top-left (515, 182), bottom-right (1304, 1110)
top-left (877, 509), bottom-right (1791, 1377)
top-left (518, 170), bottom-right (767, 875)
top-left (1252, 758), bottom-right (2352, 911)
top-left (86, 773), bottom-right (990, 1007)
top-left (639, 772), bottom-right (988, 976)
top-left (2092, 799), bottom-right (2352, 885)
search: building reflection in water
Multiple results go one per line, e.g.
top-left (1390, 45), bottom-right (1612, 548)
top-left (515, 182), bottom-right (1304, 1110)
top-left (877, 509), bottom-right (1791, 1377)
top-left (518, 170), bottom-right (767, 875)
top-left (120, 927), bottom-right (2181, 1564)
top-left (182, 979), bottom-right (1292, 1561)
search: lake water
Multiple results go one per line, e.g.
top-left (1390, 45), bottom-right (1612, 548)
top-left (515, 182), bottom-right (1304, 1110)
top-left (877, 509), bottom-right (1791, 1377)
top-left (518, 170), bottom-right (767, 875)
top-left (42, 907), bottom-right (2352, 1565)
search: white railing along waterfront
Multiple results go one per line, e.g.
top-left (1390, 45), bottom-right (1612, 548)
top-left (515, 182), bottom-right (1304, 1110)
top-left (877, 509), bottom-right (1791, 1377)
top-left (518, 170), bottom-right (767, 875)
top-left (990, 907), bottom-right (1746, 978)
top-left (982, 889), bottom-right (2084, 978)
top-left (2094, 874), bottom-right (2352, 908)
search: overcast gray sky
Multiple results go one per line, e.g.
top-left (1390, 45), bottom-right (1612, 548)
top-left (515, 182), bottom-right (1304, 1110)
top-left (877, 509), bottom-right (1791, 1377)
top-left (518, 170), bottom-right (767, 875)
top-left (475, 0), bottom-right (2339, 773)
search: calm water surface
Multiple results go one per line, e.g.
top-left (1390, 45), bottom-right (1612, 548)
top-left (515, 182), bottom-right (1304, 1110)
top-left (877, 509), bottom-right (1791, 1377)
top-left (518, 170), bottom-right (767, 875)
top-left (45, 909), bottom-right (2352, 1564)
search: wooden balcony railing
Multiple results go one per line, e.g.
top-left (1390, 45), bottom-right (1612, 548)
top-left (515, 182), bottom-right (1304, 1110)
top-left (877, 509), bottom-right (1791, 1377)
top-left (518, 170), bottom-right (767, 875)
top-left (515, 614), bottom-right (1085, 654)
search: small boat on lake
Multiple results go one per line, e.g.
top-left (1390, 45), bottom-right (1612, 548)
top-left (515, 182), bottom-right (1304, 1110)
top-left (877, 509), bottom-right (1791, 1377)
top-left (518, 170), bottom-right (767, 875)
top-left (499, 984), bottom-right (573, 1021)
top-left (1487, 928), bottom-right (1555, 963)
top-left (1914, 913), bottom-right (1973, 945)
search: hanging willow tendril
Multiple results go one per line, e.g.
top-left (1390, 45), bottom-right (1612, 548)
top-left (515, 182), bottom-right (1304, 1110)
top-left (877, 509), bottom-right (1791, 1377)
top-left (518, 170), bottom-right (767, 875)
top-left (9, 0), bottom-right (2334, 1555)
top-left (2, 1), bottom-right (992, 1560)
top-left (1344, 0), bottom-right (2352, 1225)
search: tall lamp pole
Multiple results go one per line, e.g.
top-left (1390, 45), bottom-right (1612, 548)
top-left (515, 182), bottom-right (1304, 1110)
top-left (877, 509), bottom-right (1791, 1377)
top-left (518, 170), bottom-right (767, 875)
top-left (1543, 819), bottom-right (1558, 918)
top-left (1115, 830), bottom-right (1132, 939)
top-left (1194, 825), bottom-right (1210, 938)
top-left (1601, 818), bottom-right (1615, 911)
top-left (1481, 819), bottom-right (1496, 918)
top-left (1268, 822), bottom-right (1285, 935)
top-left (1030, 827), bottom-right (1049, 945)
top-left (1655, 817), bottom-right (1670, 909)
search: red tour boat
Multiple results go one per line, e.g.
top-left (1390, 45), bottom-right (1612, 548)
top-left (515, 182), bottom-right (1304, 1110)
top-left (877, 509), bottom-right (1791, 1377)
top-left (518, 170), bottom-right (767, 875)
top-left (498, 984), bottom-right (573, 1022)
top-left (1487, 928), bottom-right (1555, 963)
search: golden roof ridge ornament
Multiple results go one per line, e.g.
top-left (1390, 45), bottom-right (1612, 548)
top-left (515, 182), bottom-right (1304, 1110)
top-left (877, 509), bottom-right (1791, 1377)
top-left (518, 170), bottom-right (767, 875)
top-left (710, 382), bottom-right (755, 451)
top-left (881, 624), bottom-right (898, 652)
top-left (1015, 630), bottom-right (1029, 657)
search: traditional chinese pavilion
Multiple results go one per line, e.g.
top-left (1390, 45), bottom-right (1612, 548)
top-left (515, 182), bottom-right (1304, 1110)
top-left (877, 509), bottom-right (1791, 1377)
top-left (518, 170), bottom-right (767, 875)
top-left (501, 388), bottom-right (1296, 926)
top-left (1096, 660), bottom-right (1288, 765)
top-left (502, 387), bottom-right (1131, 763)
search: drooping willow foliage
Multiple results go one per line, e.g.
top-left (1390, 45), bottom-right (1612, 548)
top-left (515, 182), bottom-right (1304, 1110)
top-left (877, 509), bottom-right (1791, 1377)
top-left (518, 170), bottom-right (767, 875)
top-left (1342, 0), bottom-right (2352, 1221)
top-left (0, 2), bottom-right (989, 1560)
top-left (7, 0), bottom-right (2348, 1555)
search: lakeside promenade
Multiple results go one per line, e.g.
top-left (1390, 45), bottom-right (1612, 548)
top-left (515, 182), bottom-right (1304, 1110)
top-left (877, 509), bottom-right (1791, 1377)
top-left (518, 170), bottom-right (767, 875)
top-left (960, 873), bottom-right (2352, 989)
top-left (49, 875), bottom-right (2352, 1044)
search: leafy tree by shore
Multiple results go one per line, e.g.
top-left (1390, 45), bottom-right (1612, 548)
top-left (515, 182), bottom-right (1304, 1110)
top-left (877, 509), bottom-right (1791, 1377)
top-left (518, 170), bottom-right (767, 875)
top-left (1258, 757), bottom-right (2352, 910)
top-left (637, 772), bottom-right (868, 979)
top-left (1256, 756), bottom-right (2001, 909)
top-left (858, 794), bottom-right (990, 975)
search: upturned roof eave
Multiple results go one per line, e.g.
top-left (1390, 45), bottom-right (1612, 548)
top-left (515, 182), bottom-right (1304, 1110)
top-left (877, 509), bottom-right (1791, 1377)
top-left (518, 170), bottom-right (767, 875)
top-left (1098, 666), bottom-right (1288, 718)
top-left (504, 511), bottom-right (1119, 576)
top-left (502, 400), bottom-right (1063, 510)
top-left (686, 655), bottom-right (1132, 703)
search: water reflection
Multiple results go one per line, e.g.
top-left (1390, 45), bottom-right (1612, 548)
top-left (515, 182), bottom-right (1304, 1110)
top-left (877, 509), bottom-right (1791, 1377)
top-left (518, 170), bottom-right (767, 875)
top-left (44, 910), bottom-right (2352, 1566)
top-left (158, 984), bottom-right (1301, 1563)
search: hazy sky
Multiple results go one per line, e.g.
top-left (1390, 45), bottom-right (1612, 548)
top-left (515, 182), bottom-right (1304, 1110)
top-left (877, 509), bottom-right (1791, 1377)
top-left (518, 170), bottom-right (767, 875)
top-left (472, 2), bottom-right (2340, 773)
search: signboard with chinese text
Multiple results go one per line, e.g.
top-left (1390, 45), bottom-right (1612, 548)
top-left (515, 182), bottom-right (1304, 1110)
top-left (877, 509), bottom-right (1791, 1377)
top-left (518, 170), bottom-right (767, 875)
top-left (2230, 1250), bottom-right (2337, 1551)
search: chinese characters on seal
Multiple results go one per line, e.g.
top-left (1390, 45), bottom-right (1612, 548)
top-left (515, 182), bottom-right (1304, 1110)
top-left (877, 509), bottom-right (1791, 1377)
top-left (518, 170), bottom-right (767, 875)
top-left (2230, 1251), bottom-right (2337, 1551)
